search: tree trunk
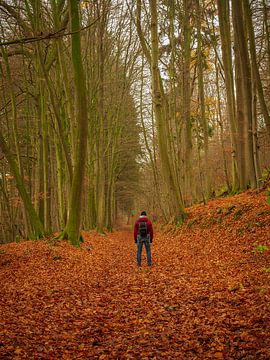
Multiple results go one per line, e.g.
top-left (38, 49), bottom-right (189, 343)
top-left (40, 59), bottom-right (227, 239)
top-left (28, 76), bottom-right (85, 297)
top-left (1, 47), bottom-right (30, 235)
top-left (63, 0), bottom-right (88, 246)
top-left (148, 0), bottom-right (185, 222)
top-left (215, 60), bottom-right (230, 190)
top-left (195, 0), bottom-right (210, 199)
top-left (217, 0), bottom-right (239, 191)
top-left (232, 0), bottom-right (256, 189)
top-left (96, 1), bottom-right (107, 232)
top-left (242, 0), bottom-right (270, 141)
top-left (262, 0), bottom-right (270, 102)
top-left (0, 131), bottom-right (45, 238)
top-left (181, 0), bottom-right (193, 204)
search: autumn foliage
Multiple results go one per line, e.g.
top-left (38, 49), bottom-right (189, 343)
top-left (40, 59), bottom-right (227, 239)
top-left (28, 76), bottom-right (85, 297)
top-left (1, 190), bottom-right (270, 359)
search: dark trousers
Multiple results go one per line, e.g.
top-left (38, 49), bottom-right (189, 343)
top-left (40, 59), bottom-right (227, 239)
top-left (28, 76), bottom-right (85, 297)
top-left (137, 236), bottom-right (152, 266)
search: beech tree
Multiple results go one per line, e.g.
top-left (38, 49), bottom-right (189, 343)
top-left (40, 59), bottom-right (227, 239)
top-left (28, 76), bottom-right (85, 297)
top-left (0, 131), bottom-right (45, 238)
top-left (0, 0), bottom-right (269, 242)
top-left (217, 0), bottom-right (239, 191)
top-left (57, 0), bottom-right (88, 246)
top-left (136, 0), bottom-right (186, 222)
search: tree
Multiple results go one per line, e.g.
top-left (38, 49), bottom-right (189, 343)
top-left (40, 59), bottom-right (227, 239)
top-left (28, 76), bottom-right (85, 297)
top-left (232, 0), bottom-right (256, 189)
top-left (243, 0), bottom-right (270, 141)
top-left (217, 0), bottom-right (239, 191)
top-left (0, 131), bottom-right (45, 238)
top-left (136, 0), bottom-right (185, 222)
top-left (61, 0), bottom-right (88, 246)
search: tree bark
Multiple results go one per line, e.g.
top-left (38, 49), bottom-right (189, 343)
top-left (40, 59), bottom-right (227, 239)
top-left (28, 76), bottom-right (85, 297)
top-left (195, 0), bottom-right (210, 199)
top-left (0, 131), bottom-right (45, 238)
top-left (243, 0), bottom-right (270, 141)
top-left (148, 0), bottom-right (185, 222)
top-left (232, 0), bottom-right (256, 189)
top-left (63, 0), bottom-right (88, 246)
top-left (217, 0), bottom-right (239, 191)
top-left (181, 0), bottom-right (193, 203)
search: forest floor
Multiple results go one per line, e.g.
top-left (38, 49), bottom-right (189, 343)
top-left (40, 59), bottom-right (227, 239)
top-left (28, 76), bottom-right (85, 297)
top-left (1, 190), bottom-right (270, 359)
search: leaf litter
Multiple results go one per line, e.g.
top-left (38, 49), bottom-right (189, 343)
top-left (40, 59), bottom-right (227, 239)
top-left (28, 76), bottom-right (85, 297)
top-left (0, 189), bottom-right (270, 359)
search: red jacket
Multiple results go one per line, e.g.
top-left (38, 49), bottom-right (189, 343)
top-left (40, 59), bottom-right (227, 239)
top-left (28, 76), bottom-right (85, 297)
top-left (134, 216), bottom-right (153, 242)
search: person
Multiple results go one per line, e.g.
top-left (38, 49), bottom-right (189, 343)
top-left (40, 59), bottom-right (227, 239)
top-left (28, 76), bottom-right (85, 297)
top-left (134, 211), bottom-right (153, 268)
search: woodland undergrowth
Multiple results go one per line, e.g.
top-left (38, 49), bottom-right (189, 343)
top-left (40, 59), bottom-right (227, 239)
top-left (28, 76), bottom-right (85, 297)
top-left (0, 190), bottom-right (270, 359)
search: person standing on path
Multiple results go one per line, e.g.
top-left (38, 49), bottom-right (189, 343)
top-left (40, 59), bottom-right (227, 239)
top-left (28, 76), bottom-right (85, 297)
top-left (134, 211), bottom-right (153, 268)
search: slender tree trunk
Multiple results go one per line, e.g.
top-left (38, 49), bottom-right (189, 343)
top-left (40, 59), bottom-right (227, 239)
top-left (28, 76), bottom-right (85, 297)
top-left (139, 56), bottom-right (163, 217)
top-left (0, 173), bottom-right (16, 242)
top-left (217, 0), bottom-right (239, 191)
top-left (96, 1), bottom-right (107, 232)
top-left (1, 47), bottom-right (30, 235)
top-left (0, 131), bottom-right (44, 238)
top-left (87, 108), bottom-right (96, 229)
top-left (63, 0), bottom-right (88, 246)
top-left (263, 0), bottom-right (270, 103)
top-left (39, 84), bottom-right (51, 232)
top-left (234, 43), bottom-right (247, 189)
top-left (135, 0), bottom-right (185, 221)
top-left (56, 138), bottom-right (65, 229)
top-left (182, 0), bottom-right (193, 203)
top-left (51, 0), bottom-right (76, 156)
top-left (250, 61), bottom-right (261, 186)
top-left (215, 62), bottom-right (230, 190)
top-left (195, 0), bottom-right (210, 199)
top-left (232, 0), bottom-right (256, 189)
top-left (243, 0), bottom-right (270, 141)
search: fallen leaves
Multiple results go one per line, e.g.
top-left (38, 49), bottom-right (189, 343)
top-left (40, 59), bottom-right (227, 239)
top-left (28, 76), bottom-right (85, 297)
top-left (0, 190), bottom-right (270, 359)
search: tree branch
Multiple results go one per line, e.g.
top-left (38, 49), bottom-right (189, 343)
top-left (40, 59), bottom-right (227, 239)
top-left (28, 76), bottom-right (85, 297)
top-left (0, 18), bottom-right (100, 47)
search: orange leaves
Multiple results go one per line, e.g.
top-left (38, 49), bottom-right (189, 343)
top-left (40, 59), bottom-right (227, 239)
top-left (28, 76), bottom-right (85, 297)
top-left (213, 351), bottom-right (224, 359)
top-left (14, 347), bottom-right (23, 355)
top-left (1, 190), bottom-right (270, 358)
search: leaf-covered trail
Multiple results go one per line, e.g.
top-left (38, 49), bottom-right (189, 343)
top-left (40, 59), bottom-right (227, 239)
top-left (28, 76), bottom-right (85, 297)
top-left (1, 191), bottom-right (270, 359)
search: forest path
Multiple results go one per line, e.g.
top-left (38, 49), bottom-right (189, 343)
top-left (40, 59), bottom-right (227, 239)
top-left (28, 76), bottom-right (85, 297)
top-left (1, 228), bottom-right (270, 359)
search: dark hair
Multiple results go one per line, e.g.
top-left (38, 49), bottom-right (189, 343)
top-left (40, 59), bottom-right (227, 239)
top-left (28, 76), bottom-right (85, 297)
top-left (141, 211), bottom-right (147, 216)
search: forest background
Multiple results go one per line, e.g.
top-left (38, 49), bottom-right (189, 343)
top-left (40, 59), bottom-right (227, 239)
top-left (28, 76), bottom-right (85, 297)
top-left (0, 0), bottom-right (270, 245)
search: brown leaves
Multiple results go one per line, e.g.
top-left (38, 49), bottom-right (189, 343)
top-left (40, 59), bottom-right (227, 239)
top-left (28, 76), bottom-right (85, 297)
top-left (0, 191), bottom-right (270, 358)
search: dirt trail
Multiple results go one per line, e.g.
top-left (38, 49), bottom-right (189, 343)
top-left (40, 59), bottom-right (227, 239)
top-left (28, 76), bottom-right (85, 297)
top-left (81, 229), bottom-right (270, 360)
top-left (1, 191), bottom-right (270, 359)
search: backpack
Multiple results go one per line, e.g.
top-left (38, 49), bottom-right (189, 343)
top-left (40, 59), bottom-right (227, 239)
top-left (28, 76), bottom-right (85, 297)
top-left (139, 221), bottom-right (148, 237)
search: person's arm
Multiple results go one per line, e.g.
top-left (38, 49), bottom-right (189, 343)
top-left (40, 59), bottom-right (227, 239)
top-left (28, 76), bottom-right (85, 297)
top-left (148, 221), bottom-right (153, 242)
top-left (134, 222), bottom-right (138, 243)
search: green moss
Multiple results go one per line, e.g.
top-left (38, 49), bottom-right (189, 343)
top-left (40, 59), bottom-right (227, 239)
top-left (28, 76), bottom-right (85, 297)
top-left (257, 210), bottom-right (270, 216)
top-left (233, 209), bottom-right (244, 219)
top-left (223, 205), bottom-right (236, 215)
top-left (252, 244), bottom-right (269, 254)
top-left (187, 219), bottom-right (197, 228)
